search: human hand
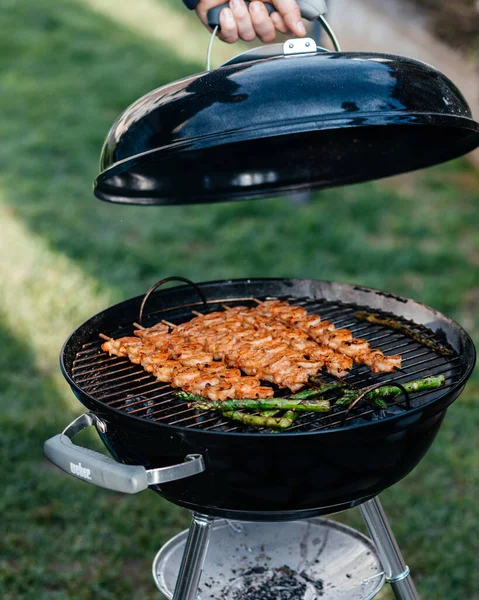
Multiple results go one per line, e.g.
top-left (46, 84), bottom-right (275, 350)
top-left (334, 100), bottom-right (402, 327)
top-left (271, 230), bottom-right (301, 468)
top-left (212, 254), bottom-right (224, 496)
top-left (195, 0), bottom-right (306, 44)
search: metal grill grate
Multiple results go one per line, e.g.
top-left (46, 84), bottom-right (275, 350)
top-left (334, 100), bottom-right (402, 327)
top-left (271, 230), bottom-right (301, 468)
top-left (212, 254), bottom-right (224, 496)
top-left (71, 296), bottom-right (464, 433)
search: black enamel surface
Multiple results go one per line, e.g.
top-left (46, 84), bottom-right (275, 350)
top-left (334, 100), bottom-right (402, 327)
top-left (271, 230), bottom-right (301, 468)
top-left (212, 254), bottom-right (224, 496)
top-left (94, 52), bottom-right (479, 205)
top-left (61, 279), bottom-right (476, 520)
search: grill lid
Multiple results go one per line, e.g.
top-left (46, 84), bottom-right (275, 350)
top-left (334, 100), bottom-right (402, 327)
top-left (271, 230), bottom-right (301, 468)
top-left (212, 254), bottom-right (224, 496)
top-left (93, 4), bottom-right (479, 206)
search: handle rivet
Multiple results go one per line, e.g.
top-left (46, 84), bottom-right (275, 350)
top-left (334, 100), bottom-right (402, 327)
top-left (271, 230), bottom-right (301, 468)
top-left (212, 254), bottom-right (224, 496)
top-left (95, 417), bottom-right (107, 433)
top-left (305, 41), bottom-right (310, 47)
top-left (289, 43), bottom-right (294, 48)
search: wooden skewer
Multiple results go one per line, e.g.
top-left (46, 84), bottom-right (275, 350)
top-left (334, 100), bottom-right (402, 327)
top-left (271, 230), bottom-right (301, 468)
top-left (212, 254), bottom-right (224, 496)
top-left (162, 319), bottom-right (177, 329)
top-left (134, 319), bottom-right (177, 330)
top-left (99, 333), bottom-right (111, 341)
top-left (191, 310), bottom-right (203, 317)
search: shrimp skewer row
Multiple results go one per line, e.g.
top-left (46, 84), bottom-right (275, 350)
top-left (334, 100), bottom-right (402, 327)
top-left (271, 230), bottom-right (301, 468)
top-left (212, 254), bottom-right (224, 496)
top-left (134, 320), bottom-right (318, 390)
top-left (176, 310), bottom-right (352, 381)
top-left (101, 335), bottom-right (273, 400)
top-left (101, 296), bottom-right (401, 403)
top-left (175, 320), bottom-right (336, 388)
top-left (256, 300), bottom-right (401, 373)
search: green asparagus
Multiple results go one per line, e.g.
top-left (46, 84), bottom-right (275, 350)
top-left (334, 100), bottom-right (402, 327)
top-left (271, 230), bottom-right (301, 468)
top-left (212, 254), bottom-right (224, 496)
top-left (221, 410), bottom-right (297, 430)
top-left (335, 391), bottom-right (388, 410)
top-left (278, 410), bottom-right (300, 431)
top-left (334, 375), bottom-right (446, 409)
top-left (191, 398), bottom-right (331, 413)
top-left (308, 378), bottom-right (349, 394)
top-left (355, 311), bottom-right (454, 358)
top-left (179, 389), bottom-right (312, 431)
top-left (178, 375), bottom-right (445, 431)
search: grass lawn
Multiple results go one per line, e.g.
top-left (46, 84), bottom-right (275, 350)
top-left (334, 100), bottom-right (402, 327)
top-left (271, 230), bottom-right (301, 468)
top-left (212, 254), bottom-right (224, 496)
top-left (0, 0), bottom-right (478, 598)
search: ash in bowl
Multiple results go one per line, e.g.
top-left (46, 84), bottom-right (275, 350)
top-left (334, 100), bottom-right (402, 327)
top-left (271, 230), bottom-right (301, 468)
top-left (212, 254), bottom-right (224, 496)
top-left (225, 565), bottom-right (324, 600)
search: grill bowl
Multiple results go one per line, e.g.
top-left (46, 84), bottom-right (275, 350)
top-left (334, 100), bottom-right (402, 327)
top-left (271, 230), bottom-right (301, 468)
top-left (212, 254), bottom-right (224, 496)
top-left (62, 278), bottom-right (475, 520)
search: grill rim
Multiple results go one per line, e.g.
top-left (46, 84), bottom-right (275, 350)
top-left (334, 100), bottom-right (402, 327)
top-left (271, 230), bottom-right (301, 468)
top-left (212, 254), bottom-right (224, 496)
top-left (61, 277), bottom-right (476, 438)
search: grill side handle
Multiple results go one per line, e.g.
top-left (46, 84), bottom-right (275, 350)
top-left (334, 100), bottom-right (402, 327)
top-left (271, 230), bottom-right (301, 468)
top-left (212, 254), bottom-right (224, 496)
top-left (43, 413), bottom-right (205, 494)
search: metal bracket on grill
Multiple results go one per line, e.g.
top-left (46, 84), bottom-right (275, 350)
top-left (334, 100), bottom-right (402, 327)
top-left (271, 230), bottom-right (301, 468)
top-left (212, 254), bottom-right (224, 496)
top-left (139, 277), bottom-right (208, 326)
top-left (43, 413), bottom-right (205, 494)
top-left (340, 382), bottom-right (411, 427)
top-left (283, 38), bottom-right (317, 55)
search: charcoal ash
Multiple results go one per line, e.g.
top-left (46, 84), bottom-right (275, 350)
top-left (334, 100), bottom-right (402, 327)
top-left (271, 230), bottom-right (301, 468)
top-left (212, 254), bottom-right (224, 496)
top-left (226, 565), bottom-right (324, 600)
top-left (124, 395), bottom-right (151, 413)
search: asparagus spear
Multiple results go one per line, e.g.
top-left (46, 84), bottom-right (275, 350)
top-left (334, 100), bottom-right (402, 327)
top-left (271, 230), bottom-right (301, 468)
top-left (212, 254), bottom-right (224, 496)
top-left (179, 389), bottom-right (308, 430)
top-left (191, 398), bottom-right (331, 413)
top-left (222, 410), bottom-right (297, 430)
top-left (336, 391), bottom-right (387, 410)
top-left (288, 388), bottom-right (326, 399)
top-left (334, 375), bottom-right (446, 409)
top-left (308, 378), bottom-right (349, 394)
top-left (184, 375), bottom-right (445, 429)
top-left (276, 410), bottom-right (299, 431)
top-left (355, 311), bottom-right (454, 358)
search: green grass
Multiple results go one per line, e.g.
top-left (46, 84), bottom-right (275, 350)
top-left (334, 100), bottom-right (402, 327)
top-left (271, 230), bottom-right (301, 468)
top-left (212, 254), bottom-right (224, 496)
top-left (0, 0), bottom-right (478, 598)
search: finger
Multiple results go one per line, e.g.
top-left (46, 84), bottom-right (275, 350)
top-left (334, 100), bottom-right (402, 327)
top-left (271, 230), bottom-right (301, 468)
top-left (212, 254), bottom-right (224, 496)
top-left (195, 6), bottom-right (211, 32)
top-left (229, 0), bottom-right (256, 41)
top-left (195, 0), bottom-right (220, 32)
top-left (272, 0), bottom-right (306, 37)
top-left (270, 11), bottom-right (287, 34)
top-left (218, 8), bottom-right (239, 43)
top-left (249, 1), bottom-right (276, 43)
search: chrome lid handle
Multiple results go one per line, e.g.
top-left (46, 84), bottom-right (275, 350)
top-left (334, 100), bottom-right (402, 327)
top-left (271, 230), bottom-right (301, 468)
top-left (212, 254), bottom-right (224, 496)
top-left (206, 1), bottom-right (338, 70)
top-left (207, 0), bottom-right (327, 29)
top-left (207, 2), bottom-right (276, 29)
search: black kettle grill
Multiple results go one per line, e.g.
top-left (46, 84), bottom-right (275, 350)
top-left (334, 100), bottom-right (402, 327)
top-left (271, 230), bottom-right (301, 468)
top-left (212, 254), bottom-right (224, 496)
top-left (45, 3), bottom-right (478, 599)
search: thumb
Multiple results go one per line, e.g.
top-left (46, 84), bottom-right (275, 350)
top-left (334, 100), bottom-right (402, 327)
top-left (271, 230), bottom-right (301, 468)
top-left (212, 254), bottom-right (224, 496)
top-left (271, 0), bottom-right (306, 37)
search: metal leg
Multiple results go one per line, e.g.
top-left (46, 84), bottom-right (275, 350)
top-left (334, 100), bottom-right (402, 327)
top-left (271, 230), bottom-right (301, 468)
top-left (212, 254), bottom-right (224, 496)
top-left (172, 513), bottom-right (215, 600)
top-left (359, 497), bottom-right (420, 600)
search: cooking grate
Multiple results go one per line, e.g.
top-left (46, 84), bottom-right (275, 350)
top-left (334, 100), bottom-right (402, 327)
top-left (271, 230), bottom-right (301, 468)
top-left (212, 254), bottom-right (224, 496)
top-left (71, 296), bottom-right (464, 433)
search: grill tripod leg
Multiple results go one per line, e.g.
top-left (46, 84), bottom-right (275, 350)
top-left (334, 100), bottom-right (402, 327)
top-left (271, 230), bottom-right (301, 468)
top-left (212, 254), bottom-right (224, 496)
top-left (172, 513), bottom-right (214, 600)
top-left (359, 497), bottom-right (420, 600)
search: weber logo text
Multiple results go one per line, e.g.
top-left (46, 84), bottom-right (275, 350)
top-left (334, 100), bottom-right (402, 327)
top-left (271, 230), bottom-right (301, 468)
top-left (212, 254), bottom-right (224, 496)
top-left (70, 461), bottom-right (92, 481)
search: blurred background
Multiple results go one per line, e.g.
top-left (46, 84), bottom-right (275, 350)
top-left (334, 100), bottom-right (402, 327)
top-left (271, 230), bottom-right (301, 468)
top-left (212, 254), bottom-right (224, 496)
top-left (0, 0), bottom-right (478, 598)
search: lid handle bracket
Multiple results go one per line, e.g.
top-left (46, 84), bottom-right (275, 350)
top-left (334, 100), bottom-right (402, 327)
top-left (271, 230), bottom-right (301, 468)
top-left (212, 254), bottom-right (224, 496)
top-left (206, 0), bottom-right (340, 70)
